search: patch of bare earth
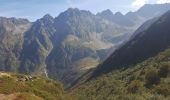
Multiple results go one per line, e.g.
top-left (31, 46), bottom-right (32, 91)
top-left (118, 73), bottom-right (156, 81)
top-left (0, 93), bottom-right (42, 100)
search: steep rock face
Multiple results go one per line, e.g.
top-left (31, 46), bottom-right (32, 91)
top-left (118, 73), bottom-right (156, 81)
top-left (0, 17), bottom-right (31, 72)
top-left (19, 15), bottom-right (55, 75)
top-left (92, 10), bottom-right (170, 78)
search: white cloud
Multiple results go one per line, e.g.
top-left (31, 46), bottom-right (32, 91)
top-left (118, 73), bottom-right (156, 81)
top-left (132, 0), bottom-right (148, 7)
top-left (157, 0), bottom-right (170, 4)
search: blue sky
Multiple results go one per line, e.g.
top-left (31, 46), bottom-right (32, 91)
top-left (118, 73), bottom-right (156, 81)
top-left (0, 0), bottom-right (169, 21)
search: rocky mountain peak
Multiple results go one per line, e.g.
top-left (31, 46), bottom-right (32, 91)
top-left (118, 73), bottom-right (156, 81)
top-left (57, 8), bottom-right (92, 19)
top-left (42, 14), bottom-right (54, 21)
top-left (99, 9), bottom-right (113, 16)
top-left (33, 14), bottom-right (54, 30)
top-left (114, 12), bottom-right (123, 17)
top-left (67, 8), bottom-right (79, 12)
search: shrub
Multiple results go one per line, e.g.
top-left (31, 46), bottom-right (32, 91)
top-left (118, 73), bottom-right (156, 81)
top-left (154, 84), bottom-right (170, 96)
top-left (145, 70), bottom-right (160, 87)
top-left (127, 80), bottom-right (143, 93)
top-left (158, 63), bottom-right (170, 78)
top-left (148, 94), bottom-right (166, 100)
top-left (115, 94), bottom-right (145, 100)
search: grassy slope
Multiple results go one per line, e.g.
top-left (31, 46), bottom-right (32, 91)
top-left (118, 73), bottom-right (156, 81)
top-left (0, 73), bottom-right (75, 100)
top-left (72, 48), bottom-right (170, 100)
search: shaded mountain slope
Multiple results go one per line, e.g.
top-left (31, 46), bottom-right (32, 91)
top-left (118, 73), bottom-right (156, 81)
top-left (19, 15), bottom-right (55, 75)
top-left (92, 10), bottom-right (170, 78)
top-left (72, 45), bottom-right (170, 100)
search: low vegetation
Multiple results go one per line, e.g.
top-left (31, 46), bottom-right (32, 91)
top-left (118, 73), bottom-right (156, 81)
top-left (72, 48), bottom-right (170, 100)
top-left (0, 72), bottom-right (75, 100)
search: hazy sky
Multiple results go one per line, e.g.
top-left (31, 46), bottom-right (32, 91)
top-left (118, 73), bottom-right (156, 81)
top-left (0, 0), bottom-right (170, 21)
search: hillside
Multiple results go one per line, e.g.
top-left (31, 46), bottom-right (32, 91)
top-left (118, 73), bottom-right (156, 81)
top-left (0, 72), bottom-right (74, 100)
top-left (72, 47), bottom-right (170, 100)
top-left (92, 9), bottom-right (170, 78)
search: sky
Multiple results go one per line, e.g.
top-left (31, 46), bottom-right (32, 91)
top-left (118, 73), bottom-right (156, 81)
top-left (0, 0), bottom-right (170, 21)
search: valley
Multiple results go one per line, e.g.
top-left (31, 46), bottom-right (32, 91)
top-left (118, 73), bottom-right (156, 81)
top-left (0, 2), bottom-right (170, 100)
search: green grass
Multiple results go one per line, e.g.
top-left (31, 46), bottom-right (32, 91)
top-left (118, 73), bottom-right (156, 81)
top-left (0, 73), bottom-right (75, 100)
top-left (13, 92), bottom-right (43, 100)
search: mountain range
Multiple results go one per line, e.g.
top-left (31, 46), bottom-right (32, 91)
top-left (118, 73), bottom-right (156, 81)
top-left (1, 2), bottom-right (170, 100)
top-left (0, 3), bottom-right (170, 88)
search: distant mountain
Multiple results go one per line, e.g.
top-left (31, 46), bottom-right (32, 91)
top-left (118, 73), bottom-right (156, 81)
top-left (126, 3), bottom-right (170, 26)
top-left (92, 9), bottom-right (170, 78)
top-left (130, 3), bottom-right (170, 18)
top-left (98, 3), bottom-right (170, 28)
top-left (97, 10), bottom-right (134, 26)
